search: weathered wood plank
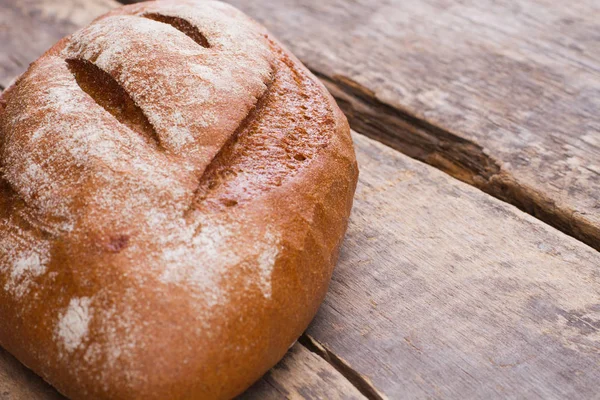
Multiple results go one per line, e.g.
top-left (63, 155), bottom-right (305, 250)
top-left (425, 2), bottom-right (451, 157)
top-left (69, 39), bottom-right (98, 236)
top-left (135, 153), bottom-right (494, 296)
top-left (0, 348), bottom-right (63, 400)
top-left (224, 0), bottom-right (600, 251)
top-left (240, 343), bottom-right (367, 400)
top-left (302, 132), bottom-right (600, 399)
top-left (0, 0), bottom-right (116, 88)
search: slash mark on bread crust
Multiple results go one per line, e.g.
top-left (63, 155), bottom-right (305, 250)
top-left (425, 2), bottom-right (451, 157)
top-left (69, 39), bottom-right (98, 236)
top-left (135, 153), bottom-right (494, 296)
top-left (185, 69), bottom-right (277, 215)
top-left (142, 13), bottom-right (211, 48)
top-left (66, 59), bottom-right (161, 148)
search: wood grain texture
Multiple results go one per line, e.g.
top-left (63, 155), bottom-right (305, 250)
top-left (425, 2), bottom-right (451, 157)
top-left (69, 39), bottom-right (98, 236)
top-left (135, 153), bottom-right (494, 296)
top-left (304, 132), bottom-right (600, 399)
top-left (0, 0), bottom-right (116, 88)
top-left (0, 348), bottom-right (63, 400)
top-left (240, 343), bottom-right (366, 400)
top-left (224, 0), bottom-right (600, 251)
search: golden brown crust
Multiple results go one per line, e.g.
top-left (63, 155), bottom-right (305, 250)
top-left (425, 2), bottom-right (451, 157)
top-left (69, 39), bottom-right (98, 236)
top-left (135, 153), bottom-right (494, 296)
top-left (0, 1), bottom-right (358, 399)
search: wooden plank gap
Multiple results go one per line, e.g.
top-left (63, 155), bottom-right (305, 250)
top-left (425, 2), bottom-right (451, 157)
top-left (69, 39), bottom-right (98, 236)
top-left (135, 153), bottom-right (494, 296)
top-left (315, 71), bottom-right (600, 253)
top-left (298, 334), bottom-right (387, 400)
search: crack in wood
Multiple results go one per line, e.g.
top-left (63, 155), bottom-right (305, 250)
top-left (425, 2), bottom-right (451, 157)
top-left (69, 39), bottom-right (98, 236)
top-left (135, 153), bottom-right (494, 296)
top-left (299, 334), bottom-right (387, 400)
top-left (315, 71), bottom-right (600, 252)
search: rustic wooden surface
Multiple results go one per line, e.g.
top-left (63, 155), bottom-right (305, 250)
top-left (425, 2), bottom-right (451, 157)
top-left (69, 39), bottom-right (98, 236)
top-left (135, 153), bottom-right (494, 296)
top-left (240, 343), bottom-right (366, 400)
top-left (226, 0), bottom-right (600, 252)
top-left (0, 0), bottom-right (117, 89)
top-left (1, 0), bottom-right (600, 399)
top-left (0, 348), bottom-right (62, 400)
top-left (311, 132), bottom-right (600, 399)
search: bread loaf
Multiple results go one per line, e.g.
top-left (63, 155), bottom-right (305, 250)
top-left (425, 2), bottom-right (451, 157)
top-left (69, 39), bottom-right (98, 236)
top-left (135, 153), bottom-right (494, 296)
top-left (0, 0), bottom-right (358, 398)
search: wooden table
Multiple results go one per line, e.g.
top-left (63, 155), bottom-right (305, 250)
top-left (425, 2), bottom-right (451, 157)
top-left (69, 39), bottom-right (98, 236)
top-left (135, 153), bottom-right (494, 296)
top-left (2, 0), bottom-right (600, 398)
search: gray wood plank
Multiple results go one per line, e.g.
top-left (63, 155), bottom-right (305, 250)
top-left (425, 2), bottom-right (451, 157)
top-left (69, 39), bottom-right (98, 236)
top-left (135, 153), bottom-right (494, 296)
top-left (0, 0), bottom-right (116, 88)
top-left (224, 0), bottom-right (600, 251)
top-left (304, 132), bottom-right (600, 399)
top-left (240, 343), bottom-right (367, 400)
top-left (0, 348), bottom-right (63, 400)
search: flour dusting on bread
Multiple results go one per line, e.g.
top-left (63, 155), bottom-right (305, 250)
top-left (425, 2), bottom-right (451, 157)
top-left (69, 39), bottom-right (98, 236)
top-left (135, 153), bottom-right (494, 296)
top-left (62, 1), bottom-right (274, 158)
top-left (257, 231), bottom-right (279, 299)
top-left (1, 240), bottom-right (49, 299)
top-left (56, 297), bottom-right (93, 353)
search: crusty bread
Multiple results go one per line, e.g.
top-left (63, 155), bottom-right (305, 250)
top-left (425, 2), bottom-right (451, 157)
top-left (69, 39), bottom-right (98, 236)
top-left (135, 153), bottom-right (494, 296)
top-left (0, 0), bottom-right (358, 398)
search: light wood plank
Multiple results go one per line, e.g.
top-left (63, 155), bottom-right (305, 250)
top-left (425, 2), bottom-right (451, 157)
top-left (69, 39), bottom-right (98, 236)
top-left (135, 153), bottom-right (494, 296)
top-left (240, 343), bottom-right (367, 400)
top-left (0, 348), bottom-right (63, 400)
top-left (225, 0), bottom-right (600, 251)
top-left (303, 132), bottom-right (600, 399)
top-left (0, 0), bottom-right (116, 88)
